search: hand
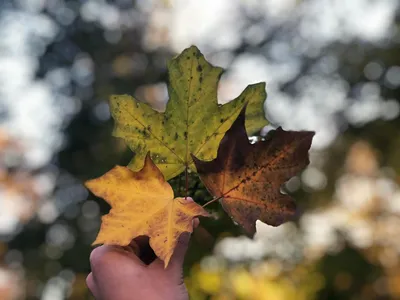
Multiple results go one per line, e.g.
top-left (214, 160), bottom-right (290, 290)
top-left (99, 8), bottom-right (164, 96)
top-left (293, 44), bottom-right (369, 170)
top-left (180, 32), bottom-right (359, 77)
top-left (86, 233), bottom-right (191, 300)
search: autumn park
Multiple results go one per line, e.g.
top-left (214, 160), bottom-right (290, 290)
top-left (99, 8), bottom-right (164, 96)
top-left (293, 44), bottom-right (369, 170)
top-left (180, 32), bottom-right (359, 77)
top-left (1, 1), bottom-right (400, 299)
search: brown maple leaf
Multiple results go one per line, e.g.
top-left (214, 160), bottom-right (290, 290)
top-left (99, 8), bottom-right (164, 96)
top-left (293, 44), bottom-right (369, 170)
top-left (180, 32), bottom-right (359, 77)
top-left (192, 106), bottom-right (314, 235)
top-left (85, 153), bottom-right (209, 267)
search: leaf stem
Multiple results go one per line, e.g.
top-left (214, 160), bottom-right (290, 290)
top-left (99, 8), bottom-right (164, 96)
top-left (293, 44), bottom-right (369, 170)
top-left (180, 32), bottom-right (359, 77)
top-left (178, 173), bottom-right (182, 195)
top-left (185, 166), bottom-right (188, 199)
top-left (202, 196), bottom-right (222, 207)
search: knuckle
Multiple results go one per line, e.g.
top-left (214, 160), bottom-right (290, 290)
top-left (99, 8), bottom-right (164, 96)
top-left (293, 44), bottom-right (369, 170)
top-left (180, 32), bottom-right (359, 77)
top-left (86, 273), bottom-right (97, 297)
top-left (85, 273), bottom-right (93, 288)
top-left (89, 246), bottom-right (112, 269)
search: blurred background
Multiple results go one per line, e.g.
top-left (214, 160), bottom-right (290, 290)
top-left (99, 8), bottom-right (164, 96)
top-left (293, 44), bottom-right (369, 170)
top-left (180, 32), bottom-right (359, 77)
top-left (0, 0), bottom-right (399, 299)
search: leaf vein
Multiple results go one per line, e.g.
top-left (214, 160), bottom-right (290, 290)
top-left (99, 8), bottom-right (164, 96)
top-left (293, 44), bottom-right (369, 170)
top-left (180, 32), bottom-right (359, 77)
top-left (125, 110), bottom-right (184, 164)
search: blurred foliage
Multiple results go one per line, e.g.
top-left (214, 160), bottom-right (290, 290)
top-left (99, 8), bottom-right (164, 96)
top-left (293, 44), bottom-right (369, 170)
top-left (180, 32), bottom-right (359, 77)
top-left (186, 262), bottom-right (323, 300)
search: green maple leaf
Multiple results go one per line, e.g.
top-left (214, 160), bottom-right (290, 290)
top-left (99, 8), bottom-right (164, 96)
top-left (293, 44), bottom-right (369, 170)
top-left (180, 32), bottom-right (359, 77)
top-left (110, 46), bottom-right (268, 180)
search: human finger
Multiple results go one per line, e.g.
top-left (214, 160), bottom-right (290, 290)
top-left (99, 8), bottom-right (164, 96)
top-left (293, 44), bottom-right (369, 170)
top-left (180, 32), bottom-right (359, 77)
top-left (86, 273), bottom-right (99, 298)
top-left (149, 231), bottom-right (192, 276)
top-left (89, 244), bottom-right (146, 274)
top-left (193, 218), bottom-right (200, 228)
top-left (167, 232), bottom-right (191, 271)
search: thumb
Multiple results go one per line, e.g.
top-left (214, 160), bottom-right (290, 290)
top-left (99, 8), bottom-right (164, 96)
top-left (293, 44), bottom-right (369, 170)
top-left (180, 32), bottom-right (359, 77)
top-left (151, 217), bottom-right (199, 273)
top-left (166, 197), bottom-right (199, 271)
top-left (167, 231), bottom-right (191, 271)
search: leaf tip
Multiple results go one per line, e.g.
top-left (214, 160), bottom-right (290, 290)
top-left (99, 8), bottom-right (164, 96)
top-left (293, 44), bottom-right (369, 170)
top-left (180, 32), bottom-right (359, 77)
top-left (245, 225), bottom-right (257, 238)
top-left (91, 238), bottom-right (103, 247)
top-left (163, 257), bottom-right (171, 269)
top-left (190, 152), bottom-right (200, 166)
top-left (109, 94), bottom-right (118, 102)
top-left (141, 152), bottom-right (166, 181)
top-left (144, 151), bottom-right (153, 165)
top-left (84, 179), bottom-right (93, 189)
top-left (84, 177), bottom-right (100, 194)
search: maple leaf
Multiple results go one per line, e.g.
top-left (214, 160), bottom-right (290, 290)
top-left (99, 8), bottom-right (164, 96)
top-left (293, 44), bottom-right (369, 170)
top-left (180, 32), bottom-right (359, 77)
top-left (110, 46), bottom-right (267, 180)
top-left (85, 153), bottom-right (209, 267)
top-left (192, 106), bottom-right (314, 236)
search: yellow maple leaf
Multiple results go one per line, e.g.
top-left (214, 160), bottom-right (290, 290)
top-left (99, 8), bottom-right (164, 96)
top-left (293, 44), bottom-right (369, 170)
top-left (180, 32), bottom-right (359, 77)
top-left (85, 153), bottom-right (209, 267)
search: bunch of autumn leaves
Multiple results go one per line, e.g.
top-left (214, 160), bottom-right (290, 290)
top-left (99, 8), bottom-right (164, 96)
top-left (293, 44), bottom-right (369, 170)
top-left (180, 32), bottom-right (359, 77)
top-left (85, 46), bottom-right (314, 267)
